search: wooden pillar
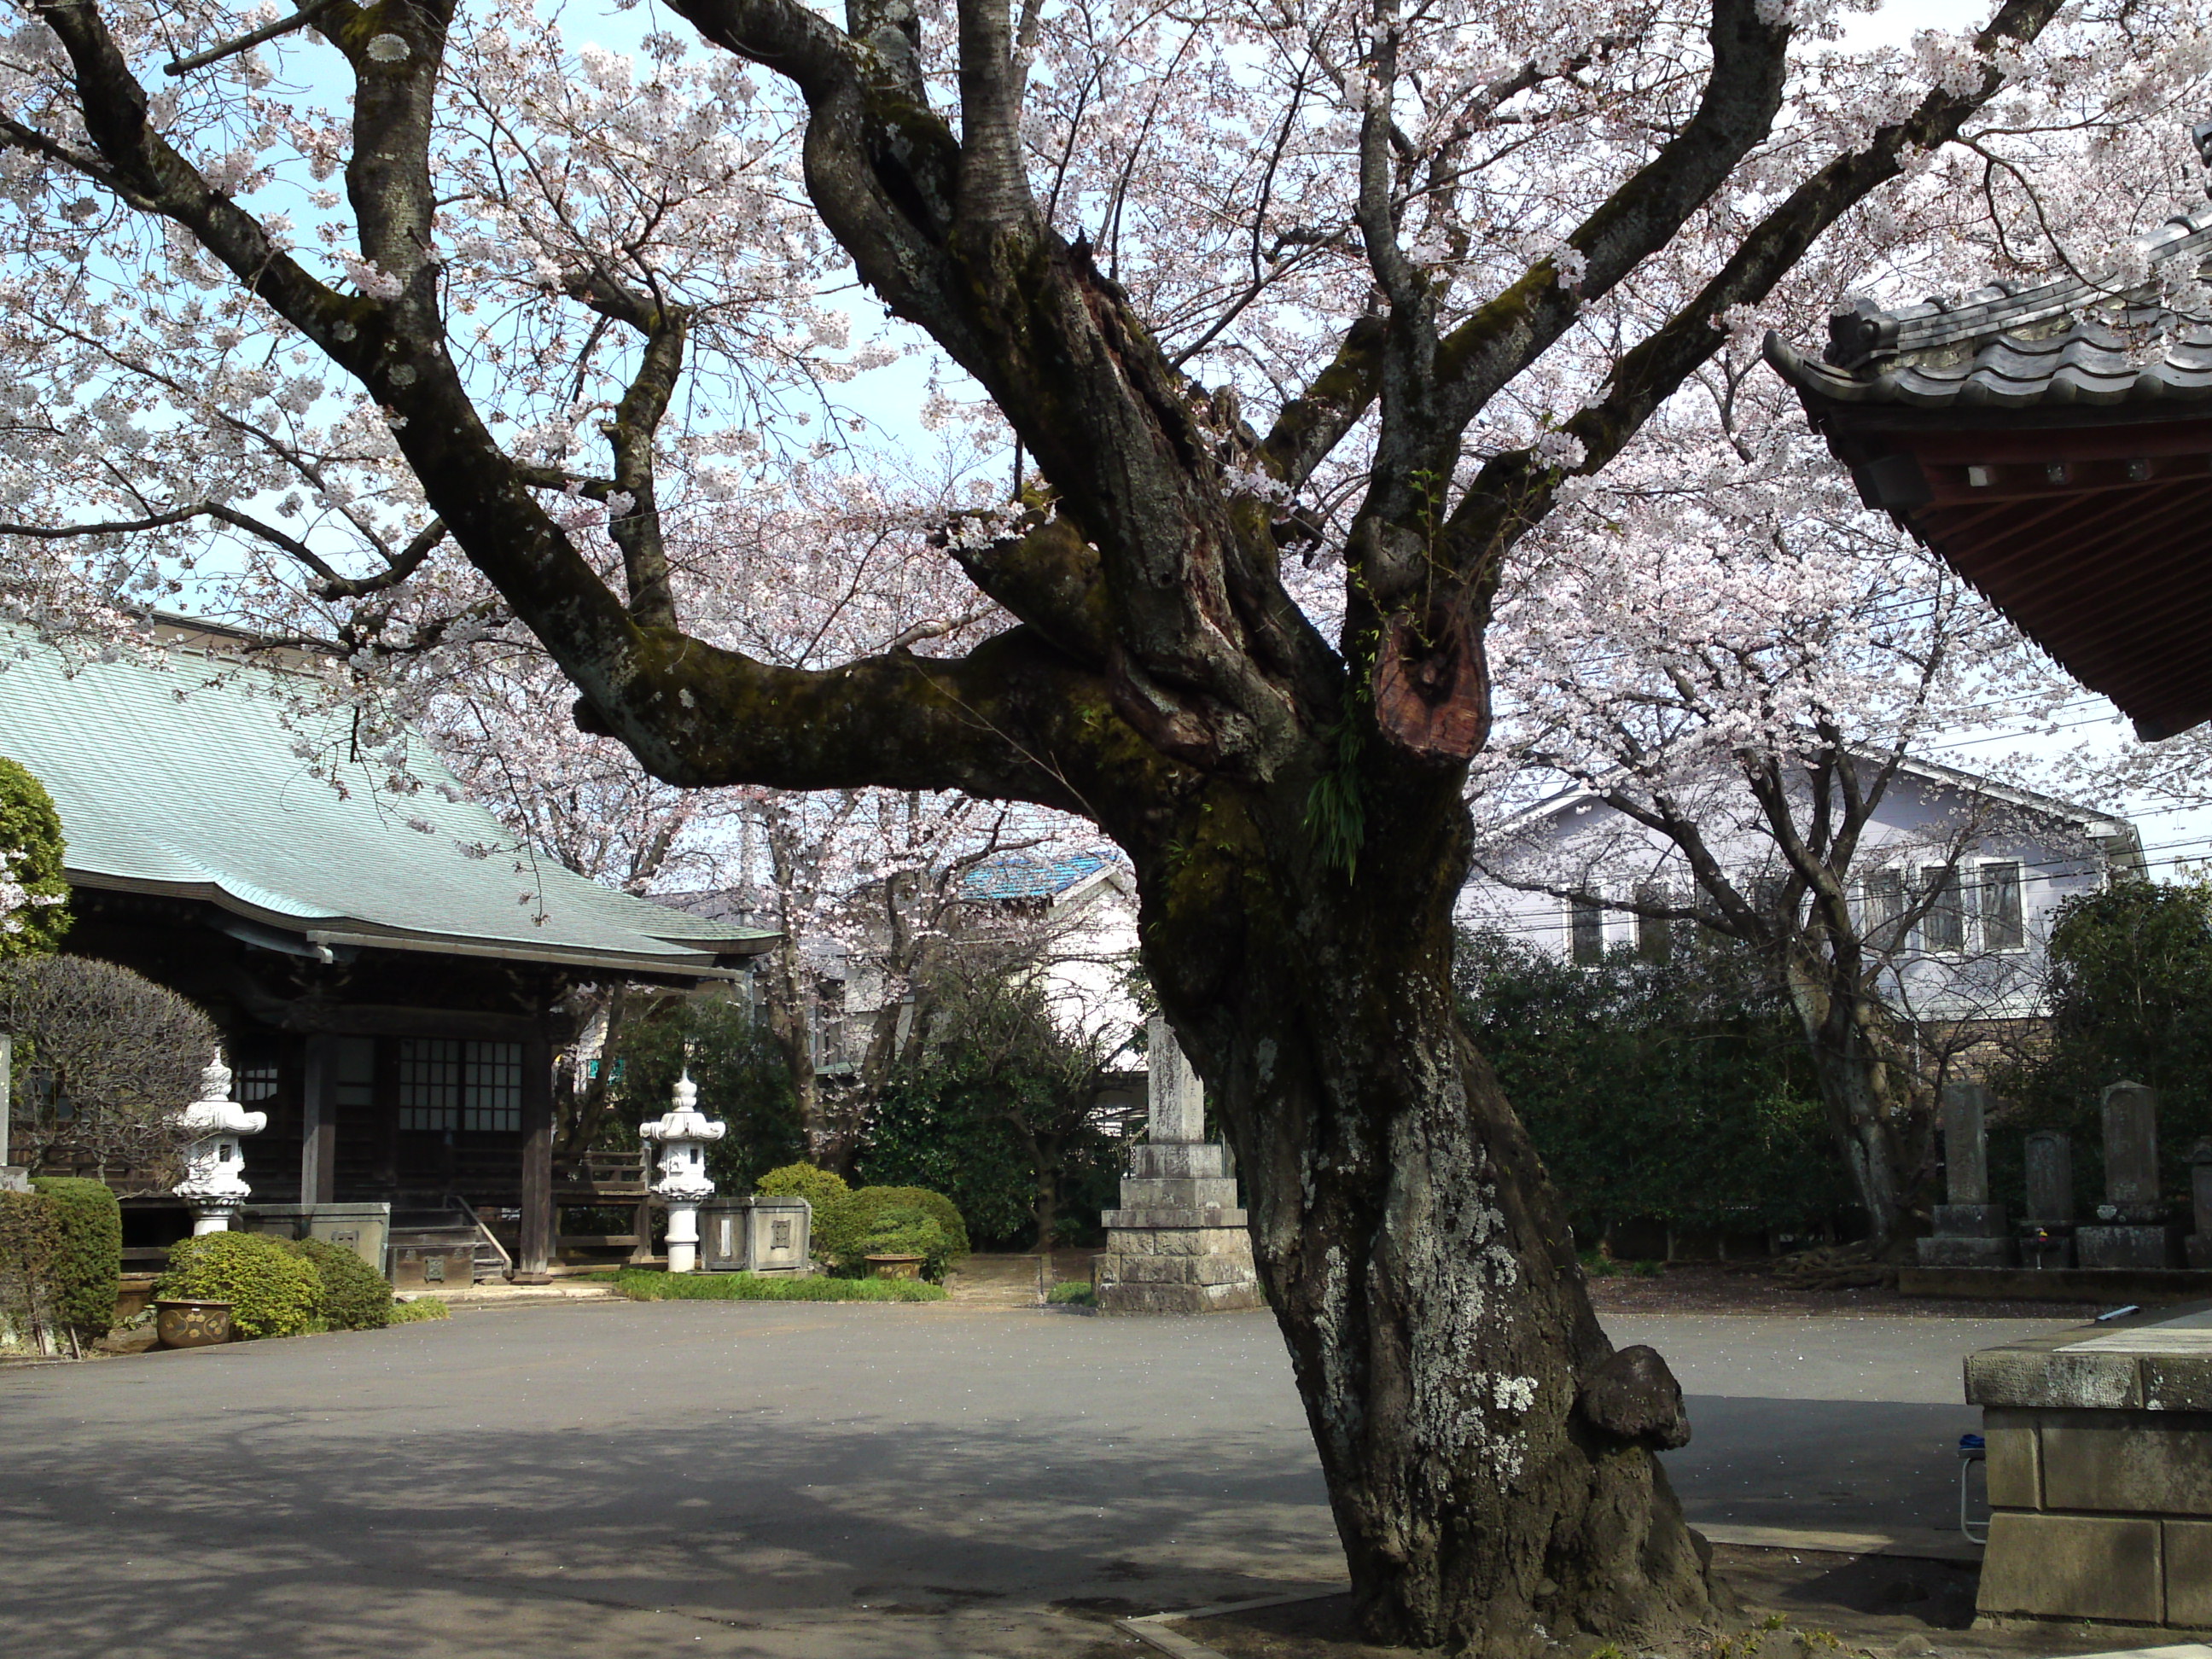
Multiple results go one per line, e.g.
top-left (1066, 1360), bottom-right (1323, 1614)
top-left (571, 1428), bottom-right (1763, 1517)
top-left (515, 1035), bottom-right (555, 1283)
top-left (299, 1034), bottom-right (339, 1205)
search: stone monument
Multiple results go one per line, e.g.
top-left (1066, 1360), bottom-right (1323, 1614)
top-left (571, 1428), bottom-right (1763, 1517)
top-left (0, 1031), bottom-right (25, 1195)
top-left (2185, 1139), bottom-right (2212, 1270)
top-left (172, 1052), bottom-right (267, 1235)
top-left (1916, 1083), bottom-right (2014, 1267)
top-left (1095, 1019), bottom-right (1263, 1314)
top-left (2075, 1081), bottom-right (2176, 1270)
top-left (640, 1069), bottom-right (725, 1273)
top-left (2017, 1130), bottom-right (2075, 1269)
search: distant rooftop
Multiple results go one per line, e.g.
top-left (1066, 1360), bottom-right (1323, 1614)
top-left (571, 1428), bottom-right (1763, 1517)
top-left (960, 850), bottom-right (1121, 902)
top-left (0, 625), bottom-right (772, 978)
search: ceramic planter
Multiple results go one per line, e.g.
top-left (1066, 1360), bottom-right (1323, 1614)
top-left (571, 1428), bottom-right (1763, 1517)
top-left (154, 1300), bottom-right (233, 1348)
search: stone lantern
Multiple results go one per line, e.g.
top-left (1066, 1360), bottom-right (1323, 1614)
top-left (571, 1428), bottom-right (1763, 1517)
top-left (172, 1053), bottom-right (267, 1236)
top-left (639, 1071), bottom-right (725, 1273)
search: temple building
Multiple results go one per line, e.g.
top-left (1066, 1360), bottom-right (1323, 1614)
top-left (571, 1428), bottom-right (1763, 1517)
top-left (1765, 202), bottom-right (2212, 739)
top-left (0, 617), bottom-right (771, 1279)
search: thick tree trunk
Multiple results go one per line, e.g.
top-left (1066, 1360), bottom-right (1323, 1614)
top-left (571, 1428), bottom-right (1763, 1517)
top-left (1136, 771), bottom-right (1712, 1653)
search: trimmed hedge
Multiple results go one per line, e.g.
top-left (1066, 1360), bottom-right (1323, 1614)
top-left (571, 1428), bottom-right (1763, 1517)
top-left (853, 1204), bottom-right (952, 1280)
top-left (614, 1267), bottom-right (946, 1303)
top-left (157, 1231), bottom-right (322, 1340)
top-left (26, 1176), bottom-right (119, 1344)
top-left (0, 1189), bottom-right (61, 1345)
top-left (855, 1185), bottom-right (969, 1266)
top-left (287, 1237), bottom-right (392, 1331)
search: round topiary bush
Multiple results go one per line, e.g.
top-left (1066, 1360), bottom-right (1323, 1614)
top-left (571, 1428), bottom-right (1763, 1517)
top-left (287, 1237), bottom-right (393, 1331)
top-left (157, 1231), bottom-right (322, 1340)
top-left (856, 1185), bottom-right (969, 1268)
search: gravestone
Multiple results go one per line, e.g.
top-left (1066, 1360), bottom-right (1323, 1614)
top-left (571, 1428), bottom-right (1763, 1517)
top-left (1093, 1019), bottom-right (1263, 1314)
top-left (1917, 1083), bottom-right (2015, 1267)
top-left (2075, 1081), bottom-right (2177, 1270)
top-left (0, 1031), bottom-right (22, 1194)
top-left (2018, 1132), bottom-right (2075, 1269)
top-left (2186, 1140), bottom-right (2212, 1271)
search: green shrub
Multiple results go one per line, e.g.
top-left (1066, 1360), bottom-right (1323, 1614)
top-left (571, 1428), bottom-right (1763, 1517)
top-left (157, 1231), bottom-right (321, 1340)
top-left (287, 1237), bottom-right (392, 1331)
top-left (0, 1189), bottom-right (61, 1346)
top-left (26, 1176), bottom-right (119, 1343)
top-left (387, 1297), bottom-right (451, 1324)
top-left (0, 754), bottom-right (72, 958)
top-left (851, 1204), bottom-right (952, 1279)
top-left (614, 1267), bottom-right (946, 1303)
top-left (755, 1162), bottom-right (850, 1209)
top-left (859, 1185), bottom-right (969, 1266)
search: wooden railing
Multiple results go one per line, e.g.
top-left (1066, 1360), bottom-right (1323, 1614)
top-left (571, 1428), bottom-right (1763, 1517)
top-left (553, 1149), bottom-right (649, 1198)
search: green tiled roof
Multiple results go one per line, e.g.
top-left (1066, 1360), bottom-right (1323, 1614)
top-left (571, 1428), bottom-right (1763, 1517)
top-left (0, 627), bottom-right (771, 978)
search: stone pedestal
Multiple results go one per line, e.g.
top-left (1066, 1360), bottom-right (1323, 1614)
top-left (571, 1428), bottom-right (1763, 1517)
top-left (1918, 1084), bottom-right (2015, 1267)
top-left (2078, 1224), bottom-right (2178, 1270)
top-left (1969, 1307), bottom-right (2212, 1627)
top-left (1095, 1020), bottom-right (1262, 1315)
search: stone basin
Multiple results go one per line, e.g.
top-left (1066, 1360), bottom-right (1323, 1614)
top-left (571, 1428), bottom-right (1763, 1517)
top-left (1968, 1301), bottom-right (2212, 1627)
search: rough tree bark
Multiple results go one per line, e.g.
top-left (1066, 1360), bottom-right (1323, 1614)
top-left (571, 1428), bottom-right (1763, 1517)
top-left (15, 0), bottom-right (2064, 1644)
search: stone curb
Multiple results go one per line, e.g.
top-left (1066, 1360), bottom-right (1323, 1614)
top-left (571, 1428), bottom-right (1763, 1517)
top-left (1697, 1522), bottom-right (1983, 1563)
top-left (1115, 1590), bottom-right (1344, 1659)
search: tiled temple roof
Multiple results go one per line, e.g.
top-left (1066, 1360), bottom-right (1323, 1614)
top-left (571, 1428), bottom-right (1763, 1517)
top-left (1767, 207), bottom-right (2212, 410)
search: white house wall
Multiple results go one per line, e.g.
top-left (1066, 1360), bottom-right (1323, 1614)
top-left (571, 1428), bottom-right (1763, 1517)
top-left (1461, 767), bottom-right (2122, 1021)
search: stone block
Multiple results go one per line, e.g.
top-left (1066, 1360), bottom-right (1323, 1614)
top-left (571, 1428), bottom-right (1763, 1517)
top-left (2079, 1225), bottom-right (2179, 1270)
top-left (1126, 1143), bottom-right (1231, 1180)
top-left (1115, 1176), bottom-right (1241, 1211)
top-left (2166, 1520), bottom-right (2212, 1627)
top-left (1096, 1279), bottom-right (1265, 1315)
top-left (1098, 1207), bottom-right (1247, 1230)
top-left (1982, 1412), bottom-right (2040, 1510)
top-left (2186, 1236), bottom-right (2212, 1271)
top-left (1917, 1235), bottom-right (2017, 1268)
top-left (1966, 1346), bottom-right (2143, 1410)
top-left (2143, 1355), bottom-right (2212, 1412)
top-left (2040, 1412), bottom-right (2212, 1516)
top-left (1932, 1203), bottom-right (2008, 1237)
top-left (1976, 1511), bottom-right (2163, 1623)
top-left (0, 1166), bottom-right (27, 1195)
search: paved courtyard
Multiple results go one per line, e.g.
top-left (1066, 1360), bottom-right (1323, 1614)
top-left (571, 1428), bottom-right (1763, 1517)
top-left (0, 1300), bottom-right (2075, 1659)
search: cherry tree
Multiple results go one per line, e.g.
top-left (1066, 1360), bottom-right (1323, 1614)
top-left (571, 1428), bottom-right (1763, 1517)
top-left (1, 0), bottom-right (2199, 1644)
top-left (1463, 350), bottom-right (2090, 1251)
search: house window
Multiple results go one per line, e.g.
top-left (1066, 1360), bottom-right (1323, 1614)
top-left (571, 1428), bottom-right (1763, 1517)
top-left (1860, 867), bottom-right (1905, 947)
top-left (397, 1039), bottom-right (522, 1132)
top-left (236, 1062), bottom-right (280, 1105)
top-left (1979, 861), bottom-right (2024, 952)
top-left (1918, 865), bottom-right (1965, 954)
top-left (1569, 898), bottom-right (1605, 966)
